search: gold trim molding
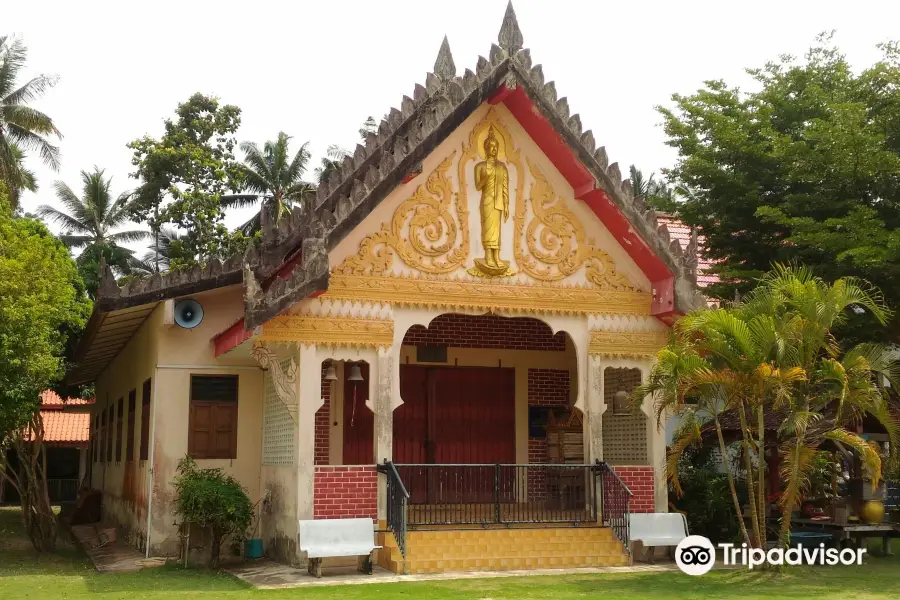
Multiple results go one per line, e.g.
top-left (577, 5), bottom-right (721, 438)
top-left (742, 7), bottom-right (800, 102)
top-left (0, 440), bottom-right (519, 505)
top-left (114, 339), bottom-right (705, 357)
top-left (588, 330), bottom-right (668, 358)
top-left (325, 273), bottom-right (651, 316)
top-left (259, 315), bottom-right (394, 348)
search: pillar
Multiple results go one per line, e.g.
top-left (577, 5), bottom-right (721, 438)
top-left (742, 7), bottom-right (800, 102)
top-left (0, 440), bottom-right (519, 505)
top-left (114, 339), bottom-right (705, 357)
top-left (584, 355), bottom-right (605, 463)
top-left (373, 346), bottom-right (397, 521)
top-left (78, 447), bottom-right (88, 485)
top-left (638, 362), bottom-right (667, 512)
top-left (295, 343), bottom-right (322, 522)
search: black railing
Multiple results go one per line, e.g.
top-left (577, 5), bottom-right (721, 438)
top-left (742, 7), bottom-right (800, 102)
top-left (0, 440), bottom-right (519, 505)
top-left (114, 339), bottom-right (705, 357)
top-left (47, 478), bottom-right (80, 503)
top-left (394, 464), bottom-right (599, 526)
top-left (597, 461), bottom-right (632, 550)
top-left (378, 461), bottom-right (409, 557)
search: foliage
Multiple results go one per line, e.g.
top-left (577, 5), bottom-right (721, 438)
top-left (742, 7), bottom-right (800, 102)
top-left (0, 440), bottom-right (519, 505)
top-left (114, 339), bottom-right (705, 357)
top-left (36, 167), bottom-right (147, 298)
top-left (221, 132), bottom-right (315, 235)
top-left (628, 165), bottom-right (682, 214)
top-left (314, 117), bottom-right (381, 186)
top-left (639, 264), bottom-right (900, 548)
top-left (0, 35), bottom-right (61, 213)
top-left (658, 35), bottom-right (900, 342)
top-left (128, 93), bottom-right (246, 269)
top-left (0, 183), bottom-right (90, 551)
top-left (670, 442), bottom-right (745, 543)
top-left (172, 457), bottom-right (252, 568)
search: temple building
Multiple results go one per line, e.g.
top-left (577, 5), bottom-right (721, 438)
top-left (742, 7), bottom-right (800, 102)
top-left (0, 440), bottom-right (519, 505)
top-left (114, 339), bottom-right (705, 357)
top-left (66, 3), bottom-right (708, 573)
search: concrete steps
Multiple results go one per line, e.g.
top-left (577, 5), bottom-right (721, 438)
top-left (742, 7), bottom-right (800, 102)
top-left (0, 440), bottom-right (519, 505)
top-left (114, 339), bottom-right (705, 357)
top-left (377, 526), bottom-right (629, 574)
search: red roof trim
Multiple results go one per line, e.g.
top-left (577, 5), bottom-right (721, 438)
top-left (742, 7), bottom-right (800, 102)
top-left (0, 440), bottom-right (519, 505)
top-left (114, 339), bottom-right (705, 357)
top-left (498, 85), bottom-right (677, 318)
top-left (213, 318), bottom-right (254, 357)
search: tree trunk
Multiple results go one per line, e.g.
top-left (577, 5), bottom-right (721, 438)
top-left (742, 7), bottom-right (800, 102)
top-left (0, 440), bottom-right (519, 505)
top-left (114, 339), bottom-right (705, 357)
top-left (737, 403), bottom-right (762, 547)
top-left (756, 405), bottom-right (767, 545)
top-left (778, 438), bottom-right (804, 547)
top-left (210, 526), bottom-right (222, 568)
top-left (3, 416), bottom-right (58, 552)
top-left (714, 415), bottom-right (752, 546)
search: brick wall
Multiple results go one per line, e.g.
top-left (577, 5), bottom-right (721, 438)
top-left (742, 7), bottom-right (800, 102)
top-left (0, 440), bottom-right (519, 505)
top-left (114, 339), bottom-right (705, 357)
top-left (403, 314), bottom-right (566, 351)
top-left (527, 438), bottom-right (548, 501)
top-left (612, 466), bottom-right (655, 513)
top-left (314, 367), bottom-right (330, 466)
top-left (527, 369), bottom-right (570, 406)
top-left (313, 466), bottom-right (377, 520)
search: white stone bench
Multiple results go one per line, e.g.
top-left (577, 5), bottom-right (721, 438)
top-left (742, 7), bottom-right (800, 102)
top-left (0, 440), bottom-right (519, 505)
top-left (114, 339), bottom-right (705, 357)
top-left (629, 512), bottom-right (689, 562)
top-left (298, 518), bottom-right (382, 578)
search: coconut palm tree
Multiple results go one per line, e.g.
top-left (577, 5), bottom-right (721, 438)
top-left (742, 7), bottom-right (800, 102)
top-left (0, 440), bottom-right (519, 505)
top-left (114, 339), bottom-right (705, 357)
top-left (639, 264), bottom-right (899, 548)
top-left (222, 132), bottom-right (316, 235)
top-left (129, 226), bottom-right (185, 274)
top-left (37, 168), bottom-right (147, 273)
top-left (6, 144), bottom-right (37, 210)
top-left (0, 35), bottom-right (62, 211)
top-left (314, 144), bottom-right (350, 186)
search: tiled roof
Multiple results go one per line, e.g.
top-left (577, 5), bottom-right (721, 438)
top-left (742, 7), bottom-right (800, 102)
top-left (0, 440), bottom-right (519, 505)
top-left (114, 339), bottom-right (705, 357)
top-left (657, 215), bottom-right (719, 288)
top-left (40, 390), bottom-right (94, 408)
top-left (37, 410), bottom-right (91, 447)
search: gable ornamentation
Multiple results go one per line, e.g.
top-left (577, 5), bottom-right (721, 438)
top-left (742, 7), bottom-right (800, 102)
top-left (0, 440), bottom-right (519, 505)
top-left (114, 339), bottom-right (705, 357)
top-left (332, 151), bottom-right (467, 276)
top-left (517, 159), bottom-right (637, 291)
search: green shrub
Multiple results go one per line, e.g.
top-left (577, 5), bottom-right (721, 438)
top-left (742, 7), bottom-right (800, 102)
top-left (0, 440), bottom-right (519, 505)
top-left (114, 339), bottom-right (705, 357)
top-left (172, 456), bottom-right (252, 567)
top-left (670, 445), bottom-right (746, 544)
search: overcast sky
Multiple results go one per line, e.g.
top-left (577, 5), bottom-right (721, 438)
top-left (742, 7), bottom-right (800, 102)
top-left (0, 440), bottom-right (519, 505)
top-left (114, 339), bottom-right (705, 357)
top-left (7, 0), bottom-right (900, 252)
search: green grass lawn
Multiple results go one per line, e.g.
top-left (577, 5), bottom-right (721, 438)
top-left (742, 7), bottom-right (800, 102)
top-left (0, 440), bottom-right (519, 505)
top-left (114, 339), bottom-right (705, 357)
top-left (1, 507), bottom-right (898, 599)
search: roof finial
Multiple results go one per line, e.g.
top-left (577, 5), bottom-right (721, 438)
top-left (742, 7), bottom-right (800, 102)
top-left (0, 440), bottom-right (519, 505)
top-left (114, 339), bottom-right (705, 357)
top-left (498, 1), bottom-right (523, 54)
top-left (433, 35), bottom-right (456, 80)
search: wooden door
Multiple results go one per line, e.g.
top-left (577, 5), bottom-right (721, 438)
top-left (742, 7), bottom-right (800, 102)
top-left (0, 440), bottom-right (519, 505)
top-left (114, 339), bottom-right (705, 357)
top-left (393, 365), bottom-right (516, 504)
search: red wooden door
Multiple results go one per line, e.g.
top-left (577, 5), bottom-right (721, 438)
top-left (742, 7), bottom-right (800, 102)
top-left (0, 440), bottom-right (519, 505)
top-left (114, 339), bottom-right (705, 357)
top-left (342, 363), bottom-right (373, 464)
top-left (393, 365), bottom-right (516, 504)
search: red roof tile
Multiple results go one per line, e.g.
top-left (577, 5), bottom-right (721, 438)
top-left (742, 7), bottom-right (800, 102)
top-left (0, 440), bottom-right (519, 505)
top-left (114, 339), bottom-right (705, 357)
top-left (40, 390), bottom-right (94, 408)
top-left (657, 215), bottom-right (720, 288)
top-left (37, 410), bottom-right (91, 447)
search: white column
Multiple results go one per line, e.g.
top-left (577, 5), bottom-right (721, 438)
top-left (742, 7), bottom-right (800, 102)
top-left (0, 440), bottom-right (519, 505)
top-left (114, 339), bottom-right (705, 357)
top-left (637, 362), bottom-right (667, 512)
top-left (78, 447), bottom-right (88, 485)
top-left (373, 346), bottom-right (398, 522)
top-left (295, 344), bottom-right (322, 522)
top-left (584, 355), bottom-right (606, 463)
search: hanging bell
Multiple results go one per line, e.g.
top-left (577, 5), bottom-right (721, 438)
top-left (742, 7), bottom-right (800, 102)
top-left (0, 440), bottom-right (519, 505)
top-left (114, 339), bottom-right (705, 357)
top-left (348, 363), bottom-right (364, 381)
top-left (323, 362), bottom-right (338, 381)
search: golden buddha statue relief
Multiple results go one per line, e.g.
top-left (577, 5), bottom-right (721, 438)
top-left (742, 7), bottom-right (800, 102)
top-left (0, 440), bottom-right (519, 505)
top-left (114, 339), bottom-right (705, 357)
top-left (468, 128), bottom-right (515, 278)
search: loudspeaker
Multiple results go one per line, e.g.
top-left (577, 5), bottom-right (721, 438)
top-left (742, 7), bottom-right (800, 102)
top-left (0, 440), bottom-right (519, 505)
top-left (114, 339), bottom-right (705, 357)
top-left (173, 298), bottom-right (204, 329)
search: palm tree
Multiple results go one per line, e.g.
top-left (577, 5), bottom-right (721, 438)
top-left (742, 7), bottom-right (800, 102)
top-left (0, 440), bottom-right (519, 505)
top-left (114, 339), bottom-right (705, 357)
top-left (37, 167), bottom-right (147, 268)
top-left (314, 144), bottom-right (350, 186)
top-left (6, 144), bottom-right (37, 209)
top-left (0, 35), bottom-right (62, 211)
top-left (628, 165), bottom-right (657, 200)
top-left (131, 226), bottom-right (185, 274)
top-left (639, 265), bottom-right (899, 548)
top-left (222, 132), bottom-right (315, 235)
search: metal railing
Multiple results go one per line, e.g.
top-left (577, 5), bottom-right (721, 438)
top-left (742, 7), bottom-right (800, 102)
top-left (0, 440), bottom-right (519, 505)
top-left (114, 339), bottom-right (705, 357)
top-left (47, 478), bottom-right (80, 503)
top-left (394, 463), bottom-right (600, 526)
top-left (377, 461), bottom-right (410, 557)
top-left (597, 461), bottom-right (632, 550)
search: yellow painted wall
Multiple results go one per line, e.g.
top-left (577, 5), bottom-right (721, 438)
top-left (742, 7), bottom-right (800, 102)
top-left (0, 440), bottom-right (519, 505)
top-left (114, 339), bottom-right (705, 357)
top-left (91, 304), bottom-right (162, 549)
top-left (92, 285), bottom-right (265, 555)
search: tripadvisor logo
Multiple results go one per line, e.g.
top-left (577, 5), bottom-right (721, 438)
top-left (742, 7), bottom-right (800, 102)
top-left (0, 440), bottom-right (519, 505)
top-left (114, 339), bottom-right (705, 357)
top-left (675, 535), bottom-right (867, 576)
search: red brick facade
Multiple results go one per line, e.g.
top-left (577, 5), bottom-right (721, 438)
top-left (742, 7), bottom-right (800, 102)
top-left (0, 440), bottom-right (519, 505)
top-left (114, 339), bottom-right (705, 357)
top-left (314, 367), bottom-right (330, 466)
top-left (313, 466), bottom-right (377, 520)
top-left (527, 369), bottom-right (570, 406)
top-left (526, 370), bottom-right (570, 499)
top-left (612, 466), bottom-right (655, 513)
top-left (403, 314), bottom-right (566, 351)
